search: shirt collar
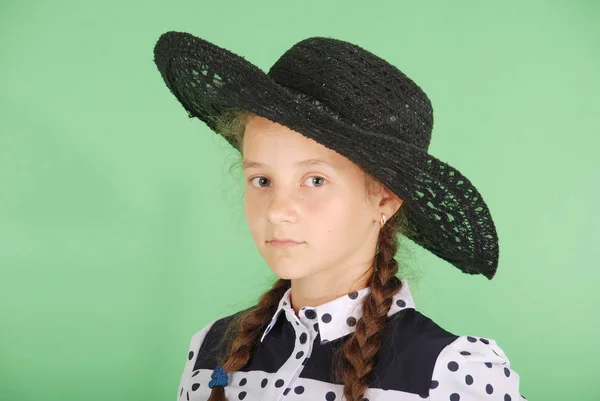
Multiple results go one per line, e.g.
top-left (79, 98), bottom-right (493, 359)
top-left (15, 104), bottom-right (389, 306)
top-left (260, 278), bottom-right (415, 344)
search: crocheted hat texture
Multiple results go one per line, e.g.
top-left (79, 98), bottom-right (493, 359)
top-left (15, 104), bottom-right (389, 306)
top-left (153, 32), bottom-right (499, 280)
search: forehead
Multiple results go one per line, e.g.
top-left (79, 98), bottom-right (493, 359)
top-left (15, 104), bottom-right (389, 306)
top-left (242, 114), bottom-right (344, 166)
top-left (241, 115), bottom-right (372, 190)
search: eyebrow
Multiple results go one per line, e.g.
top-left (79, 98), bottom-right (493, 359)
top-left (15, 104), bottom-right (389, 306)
top-left (242, 158), bottom-right (333, 170)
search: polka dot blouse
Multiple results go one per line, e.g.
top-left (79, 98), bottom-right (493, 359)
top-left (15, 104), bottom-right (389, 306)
top-left (178, 278), bottom-right (527, 400)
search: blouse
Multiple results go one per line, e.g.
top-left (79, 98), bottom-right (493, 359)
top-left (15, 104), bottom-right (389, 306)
top-left (178, 278), bottom-right (527, 400)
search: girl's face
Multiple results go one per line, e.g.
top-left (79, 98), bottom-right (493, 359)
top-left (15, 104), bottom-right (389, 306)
top-left (242, 114), bottom-right (401, 296)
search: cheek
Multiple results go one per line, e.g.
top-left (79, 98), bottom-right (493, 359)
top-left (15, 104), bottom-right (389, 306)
top-left (304, 197), bottom-right (349, 235)
top-left (243, 197), bottom-right (263, 231)
top-left (244, 192), bottom-right (262, 213)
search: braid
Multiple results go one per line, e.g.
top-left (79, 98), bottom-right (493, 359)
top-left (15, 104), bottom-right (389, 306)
top-left (332, 206), bottom-right (406, 401)
top-left (207, 278), bottom-right (291, 401)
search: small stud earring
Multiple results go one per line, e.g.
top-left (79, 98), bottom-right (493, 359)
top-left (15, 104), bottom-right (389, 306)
top-left (380, 214), bottom-right (387, 227)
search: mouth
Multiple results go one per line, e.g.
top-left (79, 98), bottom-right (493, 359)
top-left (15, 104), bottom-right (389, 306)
top-left (268, 240), bottom-right (304, 248)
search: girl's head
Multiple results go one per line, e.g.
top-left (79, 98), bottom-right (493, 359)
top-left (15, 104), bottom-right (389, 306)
top-left (240, 112), bottom-right (403, 302)
top-left (207, 108), bottom-right (416, 401)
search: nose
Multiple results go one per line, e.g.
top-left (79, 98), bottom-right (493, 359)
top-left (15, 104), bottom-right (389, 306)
top-left (267, 187), bottom-right (298, 224)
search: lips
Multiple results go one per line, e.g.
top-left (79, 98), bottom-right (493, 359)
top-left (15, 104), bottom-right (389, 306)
top-left (271, 238), bottom-right (299, 243)
top-left (268, 239), bottom-right (304, 247)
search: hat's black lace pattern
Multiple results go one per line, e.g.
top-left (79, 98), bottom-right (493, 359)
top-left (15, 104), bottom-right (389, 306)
top-left (153, 32), bottom-right (499, 279)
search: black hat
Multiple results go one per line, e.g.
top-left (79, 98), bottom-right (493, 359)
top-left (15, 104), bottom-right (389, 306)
top-left (153, 32), bottom-right (499, 280)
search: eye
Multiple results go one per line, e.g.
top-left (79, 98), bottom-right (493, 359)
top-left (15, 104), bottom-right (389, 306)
top-left (248, 176), bottom-right (327, 188)
top-left (306, 176), bottom-right (327, 187)
top-left (249, 176), bottom-right (270, 188)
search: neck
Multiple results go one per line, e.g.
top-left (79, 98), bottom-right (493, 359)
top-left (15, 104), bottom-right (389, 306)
top-left (289, 268), bottom-right (373, 315)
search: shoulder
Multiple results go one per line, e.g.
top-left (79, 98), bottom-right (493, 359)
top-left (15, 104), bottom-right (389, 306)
top-left (191, 305), bottom-right (254, 344)
top-left (374, 308), bottom-right (459, 394)
top-left (377, 309), bottom-right (524, 400)
top-left (176, 310), bottom-right (248, 396)
top-left (384, 308), bottom-right (461, 365)
top-left (428, 332), bottom-right (525, 400)
top-left (184, 308), bottom-right (250, 368)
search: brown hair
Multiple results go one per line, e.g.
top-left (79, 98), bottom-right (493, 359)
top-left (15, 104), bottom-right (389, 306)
top-left (206, 108), bottom-right (419, 401)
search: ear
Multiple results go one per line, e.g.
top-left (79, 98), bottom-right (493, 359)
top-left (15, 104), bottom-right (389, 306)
top-left (377, 186), bottom-right (403, 220)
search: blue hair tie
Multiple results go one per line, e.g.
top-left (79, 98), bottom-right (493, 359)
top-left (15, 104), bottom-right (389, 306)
top-left (208, 365), bottom-right (229, 389)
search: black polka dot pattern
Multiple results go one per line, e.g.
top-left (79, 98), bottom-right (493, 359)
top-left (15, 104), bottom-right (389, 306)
top-left (176, 282), bottom-right (525, 401)
top-left (427, 335), bottom-right (523, 401)
top-left (268, 282), bottom-right (415, 353)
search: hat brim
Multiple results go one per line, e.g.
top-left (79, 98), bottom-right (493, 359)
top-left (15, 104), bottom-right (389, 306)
top-left (153, 31), bottom-right (499, 280)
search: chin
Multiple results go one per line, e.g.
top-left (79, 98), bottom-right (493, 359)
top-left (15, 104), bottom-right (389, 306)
top-left (268, 263), bottom-right (307, 280)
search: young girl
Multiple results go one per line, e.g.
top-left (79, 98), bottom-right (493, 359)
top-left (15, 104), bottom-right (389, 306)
top-left (153, 32), bottom-right (526, 401)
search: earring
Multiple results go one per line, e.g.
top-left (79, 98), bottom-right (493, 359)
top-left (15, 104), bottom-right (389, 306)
top-left (380, 214), bottom-right (387, 227)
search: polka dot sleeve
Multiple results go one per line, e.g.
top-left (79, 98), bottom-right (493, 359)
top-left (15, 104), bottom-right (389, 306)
top-left (428, 335), bottom-right (526, 401)
top-left (177, 318), bottom-right (218, 400)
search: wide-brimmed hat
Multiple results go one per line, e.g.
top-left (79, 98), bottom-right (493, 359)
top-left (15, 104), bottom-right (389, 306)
top-left (153, 31), bottom-right (499, 280)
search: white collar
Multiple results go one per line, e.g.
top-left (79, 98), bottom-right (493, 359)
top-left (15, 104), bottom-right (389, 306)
top-left (260, 278), bottom-right (415, 344)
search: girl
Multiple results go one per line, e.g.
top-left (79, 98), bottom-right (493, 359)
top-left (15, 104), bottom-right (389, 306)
top-left (153, 32), bottom-right (526, 401)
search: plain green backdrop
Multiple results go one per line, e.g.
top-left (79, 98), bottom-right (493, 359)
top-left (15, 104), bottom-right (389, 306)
top-left (1, 1), bottom-right (599, 400)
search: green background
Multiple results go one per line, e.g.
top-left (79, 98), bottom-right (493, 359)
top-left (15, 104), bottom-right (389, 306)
top-left (1, 1), bottom-right (598, 400)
